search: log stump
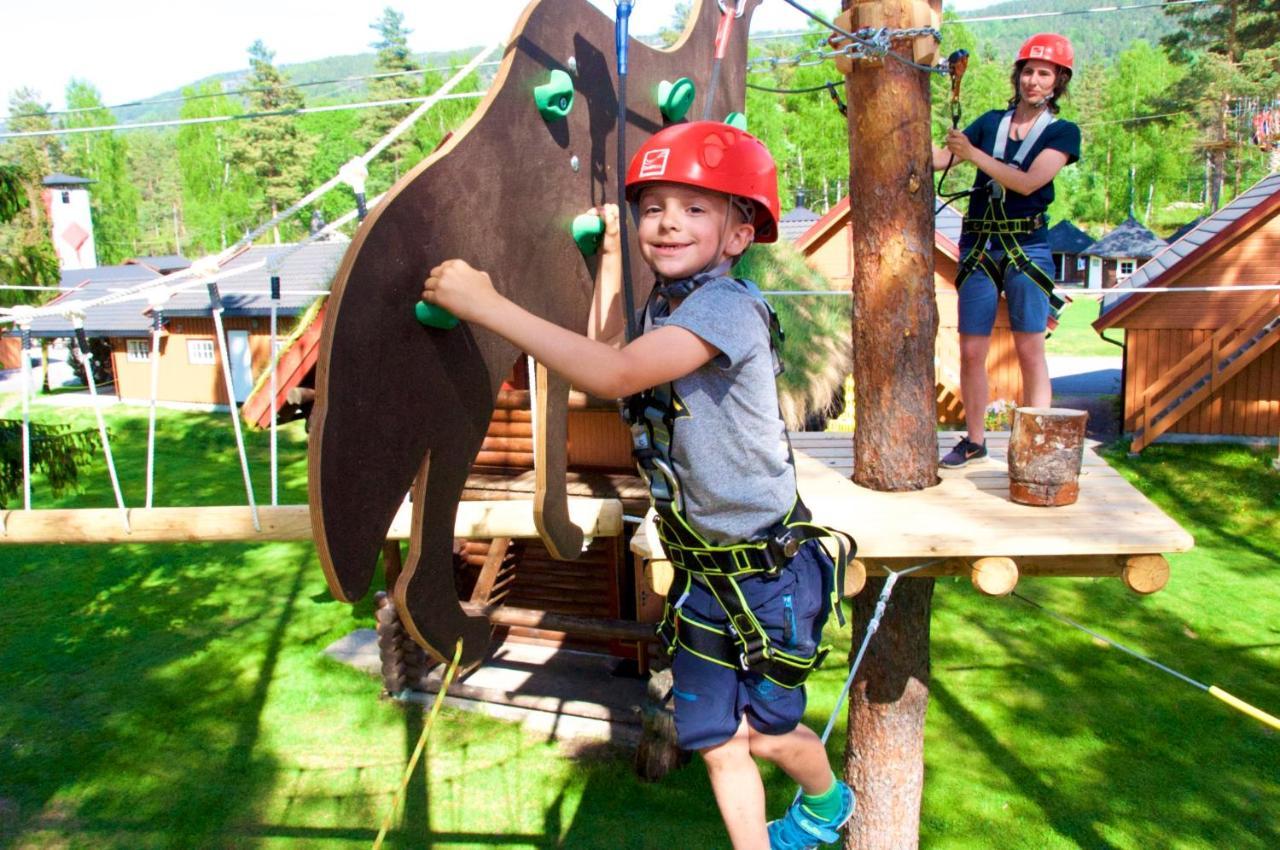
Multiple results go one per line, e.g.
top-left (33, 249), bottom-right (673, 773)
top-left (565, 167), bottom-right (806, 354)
top-left (1008, 407), bottom-right (1089, 507)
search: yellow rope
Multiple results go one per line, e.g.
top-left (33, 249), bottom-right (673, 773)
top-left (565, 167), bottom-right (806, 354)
top-left (372, 638), bottom-right (465, 850)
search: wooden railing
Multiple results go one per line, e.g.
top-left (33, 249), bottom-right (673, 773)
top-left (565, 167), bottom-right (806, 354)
top-left (1131, 290), bottom-right (1280, 452)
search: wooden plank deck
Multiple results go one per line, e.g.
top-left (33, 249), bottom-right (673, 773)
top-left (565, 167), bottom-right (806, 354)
top-left (789, 431), bottom-right (1194, 560)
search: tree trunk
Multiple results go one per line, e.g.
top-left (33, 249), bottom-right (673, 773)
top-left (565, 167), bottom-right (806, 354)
top-left (844, 578), bottom-right (935, 849)
top-left (842, 1), bottom-right (941, 848)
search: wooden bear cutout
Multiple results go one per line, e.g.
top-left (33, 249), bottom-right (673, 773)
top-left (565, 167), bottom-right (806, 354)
top-left (308, 0), bottom-right (760, 671)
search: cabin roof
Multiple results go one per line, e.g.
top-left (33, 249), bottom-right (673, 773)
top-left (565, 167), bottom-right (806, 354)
top-left (1096, 172), bottom-right (1280, 329)
top-left (1083, 215), bottom-right (1167, 260)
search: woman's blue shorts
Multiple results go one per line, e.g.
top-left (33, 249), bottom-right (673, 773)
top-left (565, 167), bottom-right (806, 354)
top-left (956, 236), bottom-right (1055, 336)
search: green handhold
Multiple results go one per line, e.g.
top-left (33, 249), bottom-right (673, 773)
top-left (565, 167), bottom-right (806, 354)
top-left (658, 77), bottom-right (696, 122)
top-left (534, 69), bottom-right (575, 120)
top-left (724, 111), bottom-right (748, 131)
top-left (571, 213), bottom-right (606, 255)
top-left (415, 300), bottom-right (459, 330)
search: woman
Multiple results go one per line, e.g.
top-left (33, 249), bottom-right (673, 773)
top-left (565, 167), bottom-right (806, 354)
top-left (932, 33), bottom-right (1080, 468)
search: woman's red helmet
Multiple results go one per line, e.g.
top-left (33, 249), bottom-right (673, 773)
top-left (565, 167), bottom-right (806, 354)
top-left (1016, 33), bottom-right (1074, 73)
top-left (624, 120), bottom-right (780, 243)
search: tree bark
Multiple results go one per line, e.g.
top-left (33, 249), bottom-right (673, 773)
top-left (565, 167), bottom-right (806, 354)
top-left (842, 1), bottom-right (941, 848)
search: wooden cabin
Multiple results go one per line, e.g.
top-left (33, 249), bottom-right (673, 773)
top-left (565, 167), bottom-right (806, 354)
top-left (1094, 172), bottom-right (1280, 452)
top-left (21, 243), bottom-right (343, 408)
top-left (1083, 215), bottom-right (1168, 291)
top-left (794, 197), bottom-right (1030, 423)
top-left (1046, 220), bottom-right (1093, 286)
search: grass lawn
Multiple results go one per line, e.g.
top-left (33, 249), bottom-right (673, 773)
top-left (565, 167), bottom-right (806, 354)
top-left (1, 400), bottom-right (1277, 849)
top-left (1047, 297), bottom-right (1125, 358)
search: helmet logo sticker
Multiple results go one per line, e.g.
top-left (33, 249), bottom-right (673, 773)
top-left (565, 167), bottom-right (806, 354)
top-left (638, 148), bottom-right (670, 179)
top-left (1029, 45), bottom-right (1045, 58)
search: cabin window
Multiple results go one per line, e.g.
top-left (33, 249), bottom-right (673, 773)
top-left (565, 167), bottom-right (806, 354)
top-left (187, 339), bottom-right (216, 365)
top-left (61, 191), bottom-right (70, 204)
top-left (1076, 257), bottom-right (1087, 271)
top-left (126, 339), bottom-right (151, 362)
top-left (1118, 259), bottom-right (1136, 278)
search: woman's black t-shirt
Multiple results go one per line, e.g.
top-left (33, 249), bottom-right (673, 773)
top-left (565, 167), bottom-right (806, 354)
top-left (961, 108), bottom-right (1081, 221)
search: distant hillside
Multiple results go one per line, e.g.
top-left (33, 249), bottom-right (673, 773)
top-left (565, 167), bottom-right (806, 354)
top-left (116, 47), bottom-right (492, 124)
top-left (955, 0), bottom-right (1179, 72)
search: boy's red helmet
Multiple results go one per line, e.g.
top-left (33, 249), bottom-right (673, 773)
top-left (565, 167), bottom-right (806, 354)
top-left (625, 121), bottom-right (780, 243)
top-left (1016, 33), bottom-right (1074, 73)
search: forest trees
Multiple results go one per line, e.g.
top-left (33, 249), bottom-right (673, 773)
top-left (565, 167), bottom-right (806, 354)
top-left (60, 81), bottom-right (139, 265)
top-left (0, 91), bottom-right (61, 304)
top-left (178, 81), bottom-right (254, 254)
top-left (1161, 0), bottom-right (1280, 209)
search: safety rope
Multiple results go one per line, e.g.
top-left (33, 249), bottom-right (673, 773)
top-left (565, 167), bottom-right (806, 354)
top-left (702, 0), bottom-right (744, 120)
top-left (268, 269), bottom-right (281, 506)
top-left (371, 639), bottom-right (465, 850)
top-left (69, 316), bottom-right (130, 531)
top-left (1011, 592), bottom-right (1280, 733)
top-left (795, 558), bottom-right (940, 803)
top-left (206, 282), bottom-right (260, 532)
top-left (144, 288), bottom-right (169, 509)
top-left (615, 1), bottom-right (639, 342)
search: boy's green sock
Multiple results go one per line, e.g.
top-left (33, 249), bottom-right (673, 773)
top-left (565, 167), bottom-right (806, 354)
top-left (801, 771), bottom-right (843, 821)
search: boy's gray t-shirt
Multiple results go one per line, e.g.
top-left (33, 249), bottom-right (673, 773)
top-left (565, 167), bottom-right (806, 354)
top-left (645, 276), bottom-right (795, 545)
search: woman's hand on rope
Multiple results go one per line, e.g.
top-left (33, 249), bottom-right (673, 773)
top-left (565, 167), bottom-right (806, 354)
top-left (422, 259), bottom-right (501, 324)
top-left (944, 128), bottom-right (976, 164)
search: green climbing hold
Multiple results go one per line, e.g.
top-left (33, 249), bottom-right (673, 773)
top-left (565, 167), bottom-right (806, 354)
top-left (724, 112), bottom-right (748, 131)
top-left (571, 213), bottom-right (606, 256)
top-left (658, 78), bottom-right (696, 122)
top-left (415, 300), bottom-right (460, 330)
top-left (534, 69), bottom-right (575, 120)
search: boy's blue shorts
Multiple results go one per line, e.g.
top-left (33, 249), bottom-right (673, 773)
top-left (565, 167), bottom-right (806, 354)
top-left (956, 237), bottom-right (1054, 336)
top-left (669, 540), bottom-right (833, 752)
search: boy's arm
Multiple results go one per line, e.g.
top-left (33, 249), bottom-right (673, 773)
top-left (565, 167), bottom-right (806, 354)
top-left (585, 204), bottom-right (627, 347)
top-left (423, 259), bottom-right (717, 399)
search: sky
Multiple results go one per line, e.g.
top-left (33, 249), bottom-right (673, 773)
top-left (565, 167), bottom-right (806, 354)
top-left (1, 1), bottom-right (997, 116)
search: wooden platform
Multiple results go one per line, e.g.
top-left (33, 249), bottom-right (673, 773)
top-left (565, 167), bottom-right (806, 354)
top-left (790, 431), bottom-right (1193, 559)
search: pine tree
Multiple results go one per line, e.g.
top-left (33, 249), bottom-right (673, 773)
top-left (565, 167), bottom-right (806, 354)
top-left (358, 7), bottom-right (423, 189)
top-left (228, 40), bottom-right (315, 243)
top-left (60, 80), bottom-right (140, 264)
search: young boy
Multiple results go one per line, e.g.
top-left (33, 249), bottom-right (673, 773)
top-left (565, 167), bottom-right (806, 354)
top-left (422, 121), bottom-right (853, 850)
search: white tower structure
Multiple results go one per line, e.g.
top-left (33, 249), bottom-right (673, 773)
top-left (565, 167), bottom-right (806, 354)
top-left (42, 173), bottom-right (97, 270)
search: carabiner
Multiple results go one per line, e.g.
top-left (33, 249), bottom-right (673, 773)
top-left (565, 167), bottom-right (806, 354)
top-left (718, 0), bottom-right (746, 19)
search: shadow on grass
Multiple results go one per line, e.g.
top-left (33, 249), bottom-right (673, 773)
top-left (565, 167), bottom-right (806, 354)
top-left (927, 578), bottom-right (1280, 850)
top-left (0, 541), bottom-right (307, 848)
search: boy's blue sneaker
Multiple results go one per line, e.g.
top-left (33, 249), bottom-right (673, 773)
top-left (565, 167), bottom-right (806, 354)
top-left (767, 781), bottom-right (855, 849)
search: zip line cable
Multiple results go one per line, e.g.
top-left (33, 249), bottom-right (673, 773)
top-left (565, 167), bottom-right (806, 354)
top-left (960, 0), bottom-right (1215, 25)
top-left (0, 91), bottom-right (487, 139)
top-left (1011, 591), bottom-right (1280, 733)
top-left (0, 60), bottom-right (504, 122)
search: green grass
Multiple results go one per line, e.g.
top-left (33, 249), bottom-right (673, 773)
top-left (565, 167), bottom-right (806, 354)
top-left (1047, 297), bottom-right (1125, 358)
top-left (1, 399), bottom-right (1277, 848)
